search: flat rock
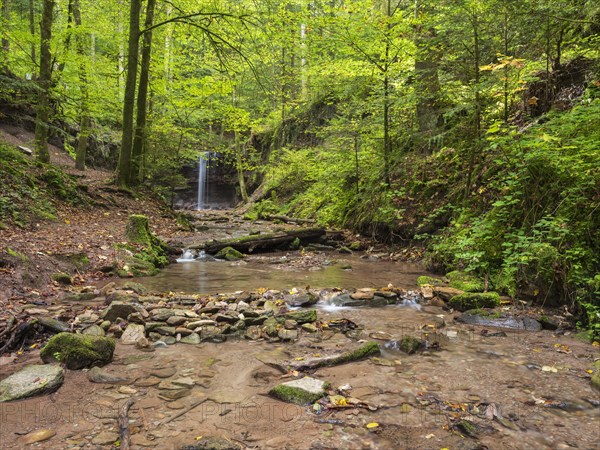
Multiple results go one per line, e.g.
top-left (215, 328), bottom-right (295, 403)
top-left (150, 367), bottom-right (177, 378)
top-left (87, 366), bottom-right (129, 384)
top-left (180, 436), bottom-right (241, 450)
top-left (455, 311), bottom-right (542, 331)
top-left (180, 332), bottom-right (201, 344)
top-left (269, 376), bottom-right (327, 405)
top-left (433, 286), bottom-right (464, 301)
top-left (0, 364), bottom-right (64, 402)
top-left (19, 428), bottom-right (56, 444)
top-left (159, 388), bottom-right (191, 401)
top-left (92, 431), bottom-right (119, 445)
top-left (82, 325), bottom-right (105, 336)
top-left (134, 377), bottom-right (162, 387)
top-left (121, 323), bottom-right (146, 344)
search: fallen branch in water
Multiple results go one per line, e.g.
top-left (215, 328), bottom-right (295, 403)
top-left (118, 399), bottom-right (134, 450)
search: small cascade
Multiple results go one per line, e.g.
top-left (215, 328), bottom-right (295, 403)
top-left (398, 291), bottom-right (422, 310)
top-left (176, 249), bottom-right (196, 262)
top-left (197, 152), bottom-right (209, 210)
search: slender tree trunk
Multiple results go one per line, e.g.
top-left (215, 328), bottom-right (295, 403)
top-left (73, 0), bottom-right (89, 170)
top-left (164, 3), bottom-right (172, 90)
top-left (235, 131), bottom-right (249, 203)
top-left (464, 11), bottom-right (481, 201)
top-left (29, 0), bottom-right (36, 63)
top-left (382, 0), bottom-right (392, 187)
top-left (34, 0), bottom-right (55, 164)
top-left (116, 0), bottom-right (141, 187)
top-left (57, 0), bottom-right (74, 74)
top-left (1, 0), bottom-right (10, 58)
top-left (131, 0), bottom-right (156, 185)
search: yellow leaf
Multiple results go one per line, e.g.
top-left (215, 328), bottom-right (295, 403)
top-left (586, 370), bottom-right (593, 374)
top-left (195, 435), bottom-right (203, 441)
top-left (592, 341), bottom-right (599, 347)
top-left (64, 219), bottom-right (70, 225)
top-left (366, 422), bottom-right (379, 429)
top-left (29, 343), bottom-right (38, 349)
top-left (294, 357), bottom-right (304, 361)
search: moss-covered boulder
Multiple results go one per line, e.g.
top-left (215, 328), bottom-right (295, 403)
top-left (124, 214), bottom-right (170, 271)
top-left (269, 376), bottom-right (328, 405)
top-left (215, 246), bottom-right (244, 261)
top-left (40, 332), bottom-right (115, 370)
top-left (281, 309), bottom-right (317, 324)
top-left (446, 271), bottom-right (485, 292)
top-left (417, 276), bottom-right (444, 287)
top-left (51, 272), bottom-right (73, 285)
top-left (449, 292), bottom-right (500, 311)
top-left (384, 336), bottom-right (423, 355)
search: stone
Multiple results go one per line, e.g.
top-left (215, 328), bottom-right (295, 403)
top-left (150, 367), bottom-right (177, 378)
top-left (350, 290), bottom-right (374, 300)
top-left (163, 336), bottom-right (177, 345)
top-left (159, 388), bottom-right (191, 401)
top-left (91, 431), bottom-right (119, 445)
top-left (455, 310), bottom-right (542, 331)
top-left (101, 301), bottom-right (145, 323)
top-left (172, 377), bottom-right (195, 388)
top-left (284, 319), bottom-right (297, 330)
top-left (118, 386), bottom-right (137, 395)
top-left (287, 341), bottom-right (380, 371)
top-left (19, 428), bottom-right (56, 444)
top-left (215, 246), bottom-right (244, 261)
top-left (167, 315), bottom-right (187, 326)
top-left (269, 377), bottom-right (327, 405)
top-left (82, 325), bottom-right (105, 336)
top-left (432, 286), bottom-right (464, 301)
top-left (38, 317), bottom-right (70, 333)
top-left (180, 332), bottom-right (201, 344)
top-left (301, 323), bottom-right (318, 333)
top-left (188, 319), bottom-right (217, 329)
top-left (40, 332), bottom-right (115, 370)
top-left (282, 309), bottom-right (317, 324)
top-left (417, 276), bottom-right (444, 287)
top-left (278, 328), bottom-right (298, 341)
top-left (384, 336), bottom-right (423, 355)
top-left (127, 312), bottom-right (146, 324)
top-left (135, 377), bottom-right (162, 387)
top-left (591, 372), bottom-right (600, 392)
top-left (155, 326), bottom-right (177, 336)
top-left (245, 326), bottom-right (262, 340)
top-left (151, 308), bottom-right (177, 321)
top-left (87, 366), bottom-right (129, 384)
top-left (448, 292), bottom-right (500, 311)
top-left (0, 365), bottom-right (64, 402)
top-left (283, 293), bottom-right (318, 308)
top-left (175, 327), bottom-right (194, 336)
top-left (180, 436), bottom-right (241, 450)
top-left (215, 313), bottom-right (239, 324)
top-left (121, 323), bottom-right (146, 345)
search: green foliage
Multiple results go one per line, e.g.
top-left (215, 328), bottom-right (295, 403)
top-left (446, 271), bottom-right (485, 292)
top-left (449, 292), bottom-right (501, 311)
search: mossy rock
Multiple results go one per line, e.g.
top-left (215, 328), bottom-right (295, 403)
top-left (118, 257), bottom-right (160, 277)
top-left (417, 276), bottom-right (444, 287)
top-left (6, 247), bottom-right (28, 262)
top-left (125, 214), bottom-right (154, 245)
top-left (51, 272), bottom-right (73, 285)
top-left (121, 281), bottom-right (147, 294)
top-left (269, 377), bottom-right (328, 405)
top-left (385, 336), bottom-right (423, 355)
top-left (282, 309), bottom-right (317, 324)
top-left (40, 332), bottom-right (115, 370)
top-left (289, 237), bottom-right (301, 250)
top-left (349, 241), bottom-right (363, 251)
top-left (124, 215), bottom-right (169, 269)
top-left (215, 246), bottom-right (244, 261)
top-left (446, 271), bottom-right (485, 292)
top-left (449, 292), bottom-right (500, 312)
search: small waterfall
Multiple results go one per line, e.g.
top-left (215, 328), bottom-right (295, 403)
top-left (177, 249), bottom-right (196, 262)
top-left (197, 152), bottom-right (209, 210)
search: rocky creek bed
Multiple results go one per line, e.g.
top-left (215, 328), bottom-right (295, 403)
top-left (0, 272), bottom-right (599, 450)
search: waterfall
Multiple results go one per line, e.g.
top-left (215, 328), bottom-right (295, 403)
top-left (197, 152), bottom-right (209, 210)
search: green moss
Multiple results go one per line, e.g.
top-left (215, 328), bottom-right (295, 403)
top-left (282, 309), bottom-right (317, 324)
top-left (592, 372), bottom-right (600, 392)
top-left (397, 336), bottom-right (423, 354)
top-left (290, 237), bottom-right (301, 250)
top-left (446, 271), bottom-right (485, 292)
top-left (215, 246), bottom-right (244, 261)
top-left (464, 308), bottom-right (504, 318)
top-left (333, 341), bottom-right (380, 364)
top-left (123, 215), bottom-right (169, 272)
top-left (51, 272), bottom-right (73, 285)
top-left (449, 292), bottom-right (500, 311)
top-left (40, 332), bottom-right (115, 370)
top-left (6, 247), bottom-right (28, 262)
top-left (269, 384), bottom-right (324, 405)
top-left (417, 276), bottom-right (444, 287)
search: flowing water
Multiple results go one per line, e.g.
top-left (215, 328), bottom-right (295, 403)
top-left (197, 152), bottom-right (209, 210)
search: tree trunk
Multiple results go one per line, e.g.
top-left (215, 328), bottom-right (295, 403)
top-left (29, 0), bottom-right (35, 64)
top-left (73, 0), bottom-right (89, 171)
top-left (116, 0), bottom-right (141, 187)
top-left (235, 131), bottom-right (249, 203)
top-left (34, 0), bottom-right (55, 164)
top-left (1, 0), bottom-right (10, 58)
top-left (130, 0), bottom-right (156, 185)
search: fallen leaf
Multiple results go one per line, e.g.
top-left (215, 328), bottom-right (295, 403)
top-left (366, 422), bottom-right (379, 429)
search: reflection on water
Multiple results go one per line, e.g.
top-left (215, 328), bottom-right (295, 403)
top-left (138, 253), bottom-right (430, 294)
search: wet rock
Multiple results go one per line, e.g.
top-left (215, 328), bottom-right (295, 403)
top-left (262, 318), bottom-right (279, 337)
top-left (215, 313), bottom-right (239, 324)
top-left (87, 366), bottom-right (129, 384)
top-left (331, 293), bottom-right (364, 307)
top-left (155, 326), bottom-right (177, 336)
top-left (107, 323), bottom-right (124, 338)
top-left (301, 323), bottom-right (318, 333)
top-left (215, 246), bottom-right (244, 261)
top-left (167, 315), bottom-right (187, 326)
top-left (282, 309), bottom-right (317, 324)
top-left (121, 281), bottom-right (147, 295)
top-left (284, 293), bottom-right (318, 308)
top-left (101, 301), bottom-right (145, 322)
top-left (40, 332), bottom-right (115, 369)
top-left (163, 336), bottom-right (177, 345)
top-left (270, 376), bottom-right (328, 405)
top-left (144, 321), bottom-right (165, 332)
top-left (245, 326), bottom-right (262, 340)
top-left (385, 336), bottom-right (423, 355)
top-left (432, 286), bottom-right (464, 301)
top-left (244, 315), bottom-right (270, 326)
top-left (82, 325), bottom-right (105, 337)
top-left (455, 310), bottom-right (542, 331)
top-left (135, 336), bottom-right (154, 351)
top-left (454, 419), bottom-right (481, 438)
top-left (180, 332), bottom-right (201, 344)
top-left (448, 292), bottom-right (500, 311)
top-left (180, 436), bottom-right (241, 450)
top-left (350, 290), bottom-right (374, 300)
top-left (121, 323), bottom-right (146, 344)
top-left (278, 328), bottom-right (298, 341)
top-left (284, 319), bottom-right (297, 329)
top-left (38, 317), bottom-right (70, 333)
top-left (151, 308), bottom-right (177, 321)
top-left (175, 327), bottom-right (194, 336)
top-left (287, 341), bottom-right (380, 371)
top-left (91, 431), bottom-right (119, 445)
top-left (19, 428), bottom-right (56, 444)
top-left (0, 364), bottom-right (64, 402)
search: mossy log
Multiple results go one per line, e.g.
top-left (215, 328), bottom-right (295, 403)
top-left (189, 227), bottom-right (326, 254)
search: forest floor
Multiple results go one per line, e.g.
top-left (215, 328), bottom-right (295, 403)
top-left (0, 130), bottom-right (599, 450)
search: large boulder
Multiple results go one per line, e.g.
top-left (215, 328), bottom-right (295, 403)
top-left (40, 332), bottom-right (115, 370)
top-left (0, 364), bottom-right (64, 402)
